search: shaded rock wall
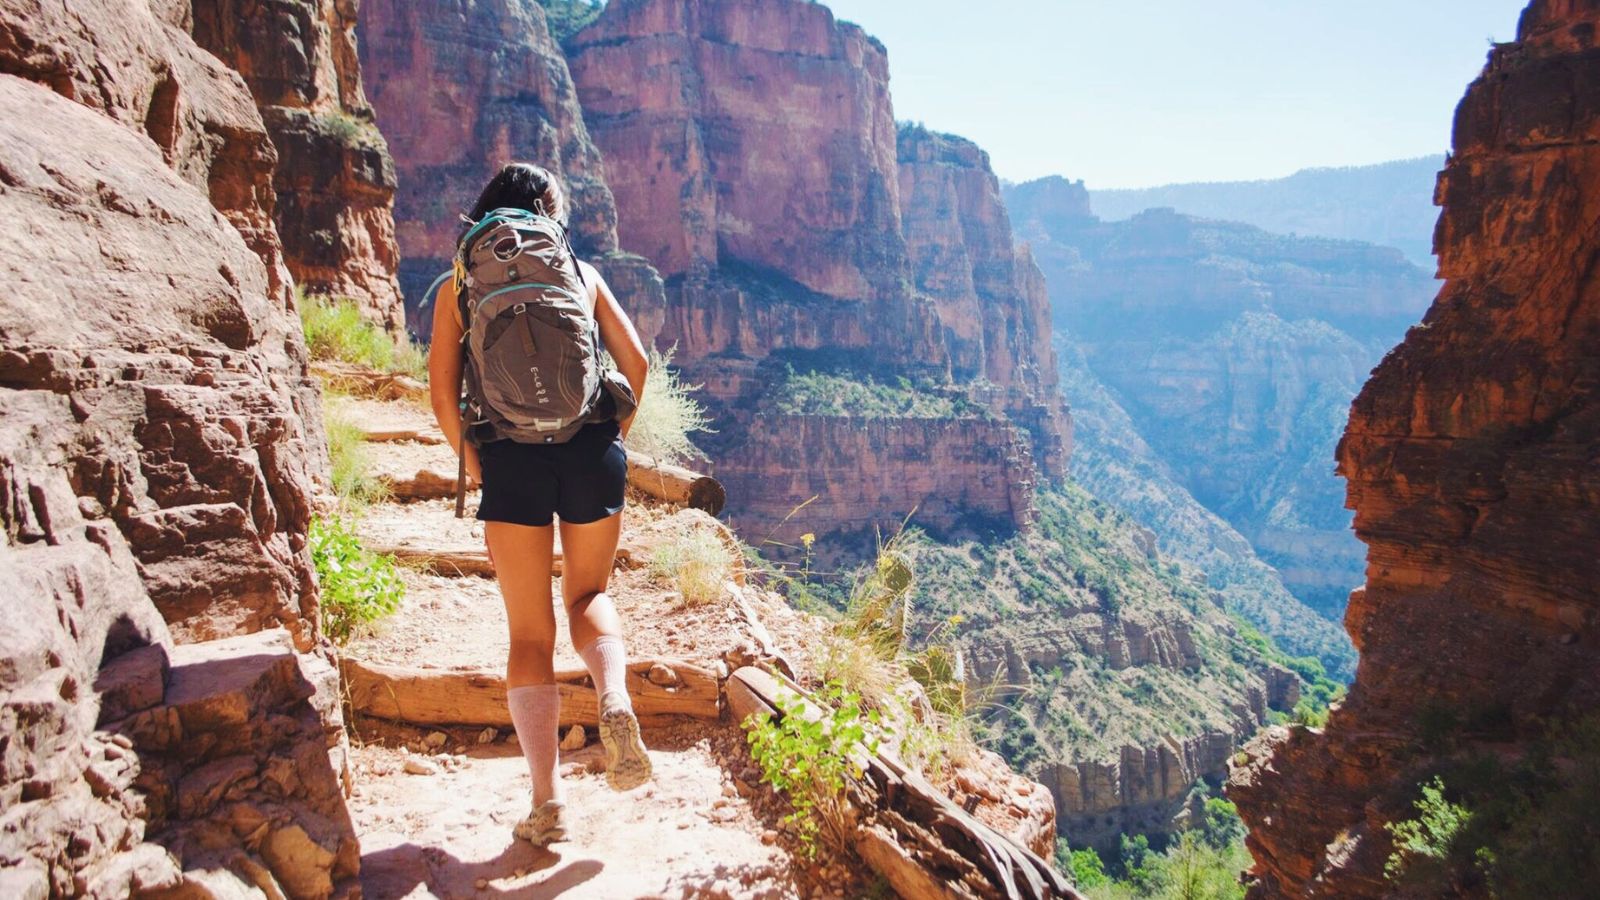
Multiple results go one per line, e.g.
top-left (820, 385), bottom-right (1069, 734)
top-left (1230, 1), bottom-right (1600, 895)
top-left (193, 0), bottom-right (406, 331)
top-left (0, 2), bottom-right (360, 894)
top-left (357, 0), bottom-right (666, 344)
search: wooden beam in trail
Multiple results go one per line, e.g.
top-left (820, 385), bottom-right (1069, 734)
top-left (341, 657), bottom-right (721, 728)
top-left (626, 451), bottom-right (726, 515)
top-left (726, 667), bottom-right (1083, 900)
top-left (311, 361), bottom-right (428, 402)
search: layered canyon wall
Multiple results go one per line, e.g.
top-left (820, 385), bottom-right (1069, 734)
top-left (357, 0), bottom-right (666, 344)
top-left (1008, 180), bottom-right (1436, 623)
top-left (564, 0), bottom-right (1069, 548)
top-left (912, 485), bottom-right (1295, 851)
top-left (0, 1), bottom-right (375, 894)
top-left (1230, 1), bottom-right (1600, 894)
top-left (193, 0), bottom-right (405, 331)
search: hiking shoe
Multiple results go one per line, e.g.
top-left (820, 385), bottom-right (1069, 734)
top-left (597, 698), bottom-right (652, 791)
top-left (513, 798), bottom-right (568, 846)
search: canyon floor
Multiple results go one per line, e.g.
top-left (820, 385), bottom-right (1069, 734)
top-left (322, 385), bottom-right (860, 899)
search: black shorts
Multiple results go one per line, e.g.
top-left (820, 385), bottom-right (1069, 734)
top-left (475, 420), bottom-right (627, 526)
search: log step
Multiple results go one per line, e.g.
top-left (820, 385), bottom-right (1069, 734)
top-left (341, 657), bottom-right (721, 729)
top-left (371, 543), bottom-right (638, 578)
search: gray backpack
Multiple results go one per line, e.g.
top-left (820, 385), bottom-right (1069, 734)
top-left (446, 207), bottom-right (637, 511)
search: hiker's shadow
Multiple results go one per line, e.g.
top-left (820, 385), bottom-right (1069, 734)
top-left (362, 837), bottom-right (604, 898)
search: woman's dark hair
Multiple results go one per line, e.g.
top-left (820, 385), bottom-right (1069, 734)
top-left (464, 162), bottom-right (570, 232)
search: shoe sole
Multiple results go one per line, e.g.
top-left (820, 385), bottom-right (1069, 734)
top-left (598, 707), bottom-right (652, 791)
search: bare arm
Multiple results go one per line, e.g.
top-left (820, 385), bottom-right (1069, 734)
top-left (427, 278), bottom-right (480, 484)
top-left (582, 260), bottom-right (649, 438)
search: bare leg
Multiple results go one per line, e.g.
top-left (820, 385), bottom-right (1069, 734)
top-left (559, 509), bottom-right (624, 652)
top-left (486, 520), bottom-right (558, 687)
top-left (561, 509), bottom-right (651, 790)
top-left (487, 520), bottom-right (568, 821)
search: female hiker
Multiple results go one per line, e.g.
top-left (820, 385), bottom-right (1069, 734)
top-left (427, 162), bottom-right (653, 846)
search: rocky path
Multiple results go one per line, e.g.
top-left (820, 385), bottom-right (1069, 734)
top-left (321, 389), bottom-right (842, 899)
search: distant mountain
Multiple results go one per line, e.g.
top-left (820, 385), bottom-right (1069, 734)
top-left (1089, 156), bottom-right (1444, 268)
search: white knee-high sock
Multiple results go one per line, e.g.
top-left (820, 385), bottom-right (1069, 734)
top-left (579, 634), bottom-right (631, 713)
top-left (507, 684), bottom-right (562, 804)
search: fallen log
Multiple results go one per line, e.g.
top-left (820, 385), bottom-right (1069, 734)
top-left (726, 667), bottom-right (1082, 900)
top-left (374, 464), bottom-right (459, 502)
top-left (341, 657), bottom-right (720, 728)
top-left (364, 427), bottom-right (446, 445)
top-left (372, 543), bottom-right (636, 578)
top-left (626, 451), bottom-right (726, 515)
top-left (312, 361), bottom-right (428, 402)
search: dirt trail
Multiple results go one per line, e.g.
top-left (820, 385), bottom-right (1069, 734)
top-left (327, 390), bottom-right (845, 899)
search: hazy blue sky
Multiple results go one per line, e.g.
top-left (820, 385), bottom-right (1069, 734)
top-left (821, 0), bottom-right (1528, 188)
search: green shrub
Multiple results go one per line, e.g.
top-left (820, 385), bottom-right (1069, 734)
top-left (647, 526), bottom-right (732, 606)
top-left (1056, 841), bottom-right (1110, 889)
top-left (620, 344), bottom-right (714, 464)
top-left (323, 403), bottom-right (388, 509)
top-left (300, 293), bottom-right (424, 379)
top-left (744, 681), bottom-right (881, 859)
top-left (311, 516), bottom-right (405, 643)
top-left (1385, 777), bottom-right (1473, 882)
top-left (764, 366), bottom-right (986, 419)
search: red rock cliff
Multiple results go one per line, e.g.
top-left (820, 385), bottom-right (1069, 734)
top-left (193, 0), bottom-right (406, 331)
top-left (0, 2), bottom-right (358, 895)
top-left (564, 0), bottom-right (1074, 550)
top-left (897, 124), bottom-right (1070, 479)
top-left (357, 0), bottom-right (667, 343)
top-left (1229, 2), bottom-right (1600, 895)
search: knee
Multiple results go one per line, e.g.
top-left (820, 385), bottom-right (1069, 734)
top-left (563, 588), bottom-right (606, 610)
top-left (508, 635), bottom-right (556, 662)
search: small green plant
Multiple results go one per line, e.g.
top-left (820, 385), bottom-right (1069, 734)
top-left (647, 526), bottom-right (733, 606)
top-left (300, 292), bottom-right (425, 379)
top-left (311, 516), bottom-right (405, 643)
top-left (744, 681), bottom-right (882, 859)
top-left (617, 344), bottom-right (715, 464)
top-left (323, 403), bottom-right (388, 509)
top-left (316, 109), bottom-right (382, 147)
top-left (1385, 777), bottom-right (1474, 882)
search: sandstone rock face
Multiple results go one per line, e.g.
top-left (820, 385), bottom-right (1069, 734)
top-left (568, 0), bottom-right (907, 298)
top-left (1008, 185), bottom-right (1437, 621)
top-left (193, 0), bottom-right (406, 331)
top-left (0, 3), bottom-right (356, 893)
top-left (122, 631), bottom-right (359, 899)
top-left (357, 0), bottom-right (666, 343)
top-left (1230, 2), bottom-right (1600, 895)
top-left (721, 413), bottom-right (1037, 541)
top-left (562, 0), bottom-right (1070, 551)
top-left (897, 125), bottom-right (1069, 479)
top-left (0, 18), bottom-right (324, 650)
